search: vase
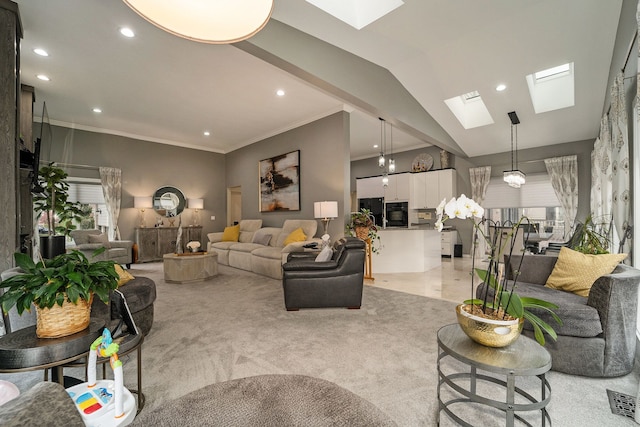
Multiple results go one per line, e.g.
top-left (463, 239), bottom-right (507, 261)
top-left (35, 295), bottom-right (93, 338)
top-left (455, 304), bottom-right (523, 348)
top-left (439, 149), bottom-right (453, 169)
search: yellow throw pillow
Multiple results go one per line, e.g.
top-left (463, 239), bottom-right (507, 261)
top-left (221, 224), bottom-right (240, 242)
top-left (545, 247), bottom-right (627, 296)
top-left (284, 227), bottom-right (307, 246)
top-left (114, 264), bottom-right (134, 287)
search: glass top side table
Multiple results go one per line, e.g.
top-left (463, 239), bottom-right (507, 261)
top-left (437, 323), bottom-right (552, 427)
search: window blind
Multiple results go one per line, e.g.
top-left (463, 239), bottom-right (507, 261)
top-left (482, 173), bottom-right (560, 209)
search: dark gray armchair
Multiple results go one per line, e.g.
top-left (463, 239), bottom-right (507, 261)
top-left (478, 253), bottom-right (640, 377)
top-left (282, 237), bottom-right (366, 310)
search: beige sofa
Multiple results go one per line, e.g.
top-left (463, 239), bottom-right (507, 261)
top-left (207, 219), bottom-right (320, 279)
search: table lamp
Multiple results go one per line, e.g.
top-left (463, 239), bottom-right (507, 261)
top-left (314, 201), bottom-right (338, 235)
top-left (134, 196), bottom-right (153, 228)
top-left (188, 198), bottom-right (204, 226)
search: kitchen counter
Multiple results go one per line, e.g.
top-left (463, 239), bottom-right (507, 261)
top-left (373, 229), bottom-right (441, 274)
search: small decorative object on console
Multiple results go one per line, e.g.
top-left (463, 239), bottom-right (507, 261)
top-left (186, 241), bottom-right (201, 253)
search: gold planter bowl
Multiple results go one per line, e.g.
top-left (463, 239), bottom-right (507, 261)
top-left (456, 304), bottom-right (524, 348)
top-left (35, 295), bottom-right (93, 338)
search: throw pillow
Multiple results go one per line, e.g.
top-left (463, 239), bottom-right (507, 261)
top-left (284, 227), bottom-right (307, 246)
top-left (545, 247), bottom-right (627, 297)
top-left (315, 245), bottom-right (333, 262)
top-left (252, 233), bottom-right (272, 246)
top-left (114, 264), bottom-right (134, 287)
top-left (88, 233), bottom-right (111, 248)
top-left (221, 225), bottom-right (240, 242)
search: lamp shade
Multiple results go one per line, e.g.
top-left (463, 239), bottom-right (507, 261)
top-left (123, 0), bottom-right (274, 44)
top-left (314, 201), bottom-right (338, 219)
top-left (188, 198), bottom-right (204, 210)
top-left (134, 196), bottom-right (153, 208)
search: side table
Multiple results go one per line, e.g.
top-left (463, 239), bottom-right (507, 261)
top-left (163, 252), bottom-right (218, 283)
top-left (437, 324), bottom-right (552, 426)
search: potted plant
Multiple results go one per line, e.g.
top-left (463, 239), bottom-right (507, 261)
top-left (33, 163), bottom-right (84, 258)
top-left (0, 249), bottom-right (119, 338)
top-left (346, 208), bottom-right (382, 253)
top-left (435, 195), bottom-right (561, 347)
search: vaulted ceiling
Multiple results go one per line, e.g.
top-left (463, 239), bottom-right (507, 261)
top-left (17, 1), bottom-right (623, 160)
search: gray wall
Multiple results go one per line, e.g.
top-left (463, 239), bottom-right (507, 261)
top-left (41, 126), bottom-right (226, 244)
top-left (225, 111), bottom-right (351, 239)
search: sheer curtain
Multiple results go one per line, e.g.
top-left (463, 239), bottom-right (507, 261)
top-left (544, 155), bottom-right (578, 234)
top-left (99, 167), bottom-right (122, 240)
top-left (611, 72), bottom-right (631, 254)
top-left (469, 166), bottom-right (491, 258)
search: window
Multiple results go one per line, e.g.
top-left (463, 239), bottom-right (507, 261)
top-left (67, 178), bottom-right (111, 235)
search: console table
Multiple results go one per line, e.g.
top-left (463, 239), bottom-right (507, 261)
top-left (437, 324), bottom-right (552, 426)
top-left (135, 226), bottom-right (202, 262)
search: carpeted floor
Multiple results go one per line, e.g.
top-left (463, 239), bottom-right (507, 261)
top-left (2, 262), bottom-right (639, 426)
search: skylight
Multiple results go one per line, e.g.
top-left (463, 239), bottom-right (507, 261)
top-left (444, 91), bottom-right (494, 129)
top-left (305, 0), bottom-right (404, 30)
top-left (526, 62), bottom-right (575, 114)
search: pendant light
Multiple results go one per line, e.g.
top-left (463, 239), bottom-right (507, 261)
top-left (503, 111), bottom-right (526, 188)
top-left (378, 118), bottom-right (386, 168)
top-left (388, 122), bottom-right (396, 173)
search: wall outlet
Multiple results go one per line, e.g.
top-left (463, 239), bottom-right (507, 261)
top-left (210, 215), bottom-right (215, 221)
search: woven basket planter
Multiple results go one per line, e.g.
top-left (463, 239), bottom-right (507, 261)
top-left (355, 226), bottom-right (370, 240)
top-left (35, 294), bottom-right (93, 338)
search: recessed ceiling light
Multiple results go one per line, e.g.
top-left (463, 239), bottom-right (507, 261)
top-left (36, 74), bottom-right (50, 81)
top-left (203, 131), bottom-right (210, 136)
top-left (276, 89), bottom-right (285, 96)
top-left (92, 108), bottom-right (102, 113)
top-left (496, 84), bottom-right (507, 92)
top-left (120, 27), bottom-right (135, 38)
top-left (33, 48), bottom-right (48, 57)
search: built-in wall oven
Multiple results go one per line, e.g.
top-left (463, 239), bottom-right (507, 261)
top-left (385, 201), bottom-right (408, 228)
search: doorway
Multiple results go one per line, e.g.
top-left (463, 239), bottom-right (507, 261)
top-left (227, 186), bottom-right (242, 226)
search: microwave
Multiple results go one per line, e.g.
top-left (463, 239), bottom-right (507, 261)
top-left (385, 201), bottom-right (408, 228)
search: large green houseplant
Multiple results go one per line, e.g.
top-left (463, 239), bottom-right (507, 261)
top-left (0, 249), bottom-right (119, 338)
top-left (436, 195), bottom-right (562, 346)
top-left (33, 163), bottom-right (84, 258)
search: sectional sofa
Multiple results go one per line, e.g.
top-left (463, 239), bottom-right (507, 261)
top-left (207, 219), bottom-right (321, 279)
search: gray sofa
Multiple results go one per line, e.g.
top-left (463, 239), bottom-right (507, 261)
top-left (208, 219), bottom-right (321, 279)
top-left (477, 253), bottom-right (640, 377)
top-left (282, 237), bottom-right (366, 310)
top-left (70, 229), bottom-right (133, 268)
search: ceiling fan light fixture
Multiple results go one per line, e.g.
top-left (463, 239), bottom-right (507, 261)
top-left (122, 0), bottom-right (274, 44)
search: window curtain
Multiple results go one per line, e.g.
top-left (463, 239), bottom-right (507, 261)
top-left (99, 167), bottom-right (122, 240)
top-left (469, 166), bottom-right (491, 258)
top-left (469, 166), bottom-right (491, 205)
top-left (544, 155), bottom-right (578, 235)
top-left (591, 115), bottom-right (612, 220)
top-left (611, 72), bottom-right (631, 254)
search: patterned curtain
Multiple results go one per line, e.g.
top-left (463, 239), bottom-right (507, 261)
top-left (591, 116), bottom-right (612, 219)
top-left (99, 167), bottom-right (122, 240)
top-left (544, 155), bottom-right (578, 234)
top-left (469, 166), bottom-right (491, 205)
top-left (611, 72), bottom-right (631, 254)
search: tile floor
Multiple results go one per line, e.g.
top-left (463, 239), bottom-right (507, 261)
top-left (366, 255), bottom-right (480, 303)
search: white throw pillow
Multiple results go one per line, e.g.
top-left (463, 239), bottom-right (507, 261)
top-left (315, 245), bottom-right (333, 262)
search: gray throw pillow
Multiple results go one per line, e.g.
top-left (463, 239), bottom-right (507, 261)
top-left (252, 233), bottom-right (272, 246)
top-left (315, 245), bottom-right (333, 262)
top-left (88, 233), bottom-right (111, 248)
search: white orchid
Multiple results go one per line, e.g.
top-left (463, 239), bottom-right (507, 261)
top-left (436, 194), bottom-right (484, 227)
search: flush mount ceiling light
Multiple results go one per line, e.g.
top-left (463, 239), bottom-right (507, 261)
top-left (122, 0), bottom-right (274, 44)
top-left (503, 111), bottom-right (526, 188)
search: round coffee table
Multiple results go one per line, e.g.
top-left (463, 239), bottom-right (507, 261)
top-left (437, 323), bottom-right (552, 426)
top-left (163, 252), bottom-right (218, 284)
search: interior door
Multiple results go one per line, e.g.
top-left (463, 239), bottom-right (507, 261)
top-left (227, 186), bottom-right (242, 226)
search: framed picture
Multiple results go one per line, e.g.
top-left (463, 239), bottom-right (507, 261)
top-left (259, 150), bottom-right (300, 212)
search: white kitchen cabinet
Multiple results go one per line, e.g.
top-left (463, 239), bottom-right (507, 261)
top-left (410, 169), bottom-right (457, 209)
top-left (356, 176), bottom-right (385, 199)
top-left (384, 173), bottom-right (410, 201)
top-left (440, 230), bottom-right (458, 257)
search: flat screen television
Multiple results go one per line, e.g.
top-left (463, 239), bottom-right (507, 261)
top-left (31, 101), bottom-right (50, 194)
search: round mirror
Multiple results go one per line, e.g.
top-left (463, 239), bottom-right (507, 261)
top-left (153, 186), bottom-right (186, 217)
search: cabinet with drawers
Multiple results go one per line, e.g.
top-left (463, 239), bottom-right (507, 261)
top-left (440, 230), bottom-right (458, 257)
top-left (135, 226), bottom-right (202, 262)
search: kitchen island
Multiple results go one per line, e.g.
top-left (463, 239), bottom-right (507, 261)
top-left (372, 228), bottom-right (441, 274)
